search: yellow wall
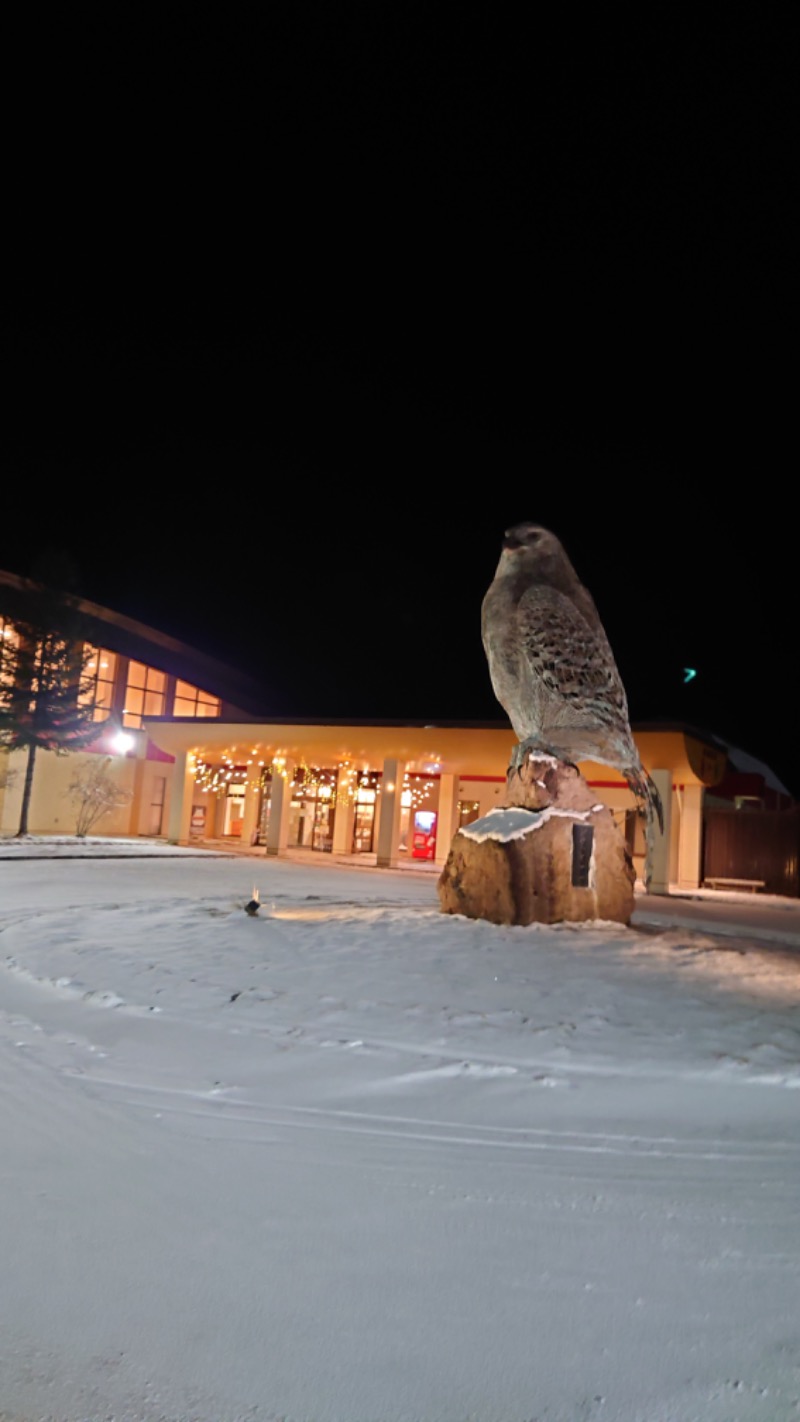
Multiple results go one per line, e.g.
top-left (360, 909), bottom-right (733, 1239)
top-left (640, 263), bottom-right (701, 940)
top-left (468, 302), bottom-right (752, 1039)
top-left (0, 747), bottom-right (139, 837)
top-left (0, 747), bottom-right (9, 828)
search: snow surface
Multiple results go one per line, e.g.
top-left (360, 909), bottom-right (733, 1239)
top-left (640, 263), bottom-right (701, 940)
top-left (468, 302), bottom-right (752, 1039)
top-left (1, 841), bottom-right (800, 1422)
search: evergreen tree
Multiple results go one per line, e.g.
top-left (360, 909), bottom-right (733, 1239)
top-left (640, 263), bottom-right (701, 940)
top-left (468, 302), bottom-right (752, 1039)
top-left (0, 573), bottom-right (106, 836)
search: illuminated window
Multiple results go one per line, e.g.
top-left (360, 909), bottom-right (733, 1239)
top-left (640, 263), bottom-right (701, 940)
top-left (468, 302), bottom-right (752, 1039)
top-left (172, 679), bottom-right (221, 719)
top-left (123, 661), bottom-right (166, 728)
top-left (79, 644), bottom-right (118, 722)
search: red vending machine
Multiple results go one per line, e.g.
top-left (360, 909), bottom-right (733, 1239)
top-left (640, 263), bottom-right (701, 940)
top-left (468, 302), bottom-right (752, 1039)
top-left (411, 810), bottom-right (437, 860)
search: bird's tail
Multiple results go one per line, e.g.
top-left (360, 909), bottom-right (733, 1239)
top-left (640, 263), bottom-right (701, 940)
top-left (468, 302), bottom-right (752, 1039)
top-left (625, 764), bottom-right (664, 836)
top-left (625, 764), bottom-right (664, 894)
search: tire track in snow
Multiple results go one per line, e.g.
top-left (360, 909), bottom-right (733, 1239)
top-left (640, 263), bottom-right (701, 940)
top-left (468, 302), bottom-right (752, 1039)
top-left (55, 1074), bottom-right (800, 1164)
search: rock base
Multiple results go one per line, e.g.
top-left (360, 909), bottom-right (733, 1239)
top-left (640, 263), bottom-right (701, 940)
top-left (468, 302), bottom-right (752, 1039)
top-left (437, 753), bottom-right (635, 926)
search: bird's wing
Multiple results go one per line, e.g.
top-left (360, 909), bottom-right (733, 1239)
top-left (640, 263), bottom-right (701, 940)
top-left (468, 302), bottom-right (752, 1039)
top-left (517, 585), bottom-right (630, 728)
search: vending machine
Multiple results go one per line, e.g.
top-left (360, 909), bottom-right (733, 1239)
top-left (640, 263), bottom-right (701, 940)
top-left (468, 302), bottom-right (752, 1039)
top-left (411, 810), bottom-right (437, 860)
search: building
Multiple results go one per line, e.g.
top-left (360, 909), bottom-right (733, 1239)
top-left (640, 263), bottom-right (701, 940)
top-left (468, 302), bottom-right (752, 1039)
top-left (2, 572), bottom-right (793, 893)
top-left (0, 569), bottom-right (264, 840)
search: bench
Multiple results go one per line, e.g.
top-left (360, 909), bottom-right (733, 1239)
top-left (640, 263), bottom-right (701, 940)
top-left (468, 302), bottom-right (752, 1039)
top-left (703, 877), bottom-right (765, 893)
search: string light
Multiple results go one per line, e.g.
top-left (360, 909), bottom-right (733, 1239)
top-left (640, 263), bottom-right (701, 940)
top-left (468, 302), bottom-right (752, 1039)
top-left (402, 771), bottom-right (437, 810)
top-left (191, 756), bottom-right (253, 796)
top-left (188, 757), bottom-right (438, 816)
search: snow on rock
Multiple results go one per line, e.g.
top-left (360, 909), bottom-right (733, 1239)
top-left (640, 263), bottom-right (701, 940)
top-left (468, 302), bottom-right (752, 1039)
top-left (460, 803), bottom-right (595, 843)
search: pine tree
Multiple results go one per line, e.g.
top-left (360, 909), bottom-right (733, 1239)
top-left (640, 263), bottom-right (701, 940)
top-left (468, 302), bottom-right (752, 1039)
top-left (0, 575), bottom-right (106, 836)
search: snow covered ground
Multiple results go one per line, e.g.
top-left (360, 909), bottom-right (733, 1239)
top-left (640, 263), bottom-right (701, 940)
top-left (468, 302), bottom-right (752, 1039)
top-left (1, 840), bottom-right (799, 1422)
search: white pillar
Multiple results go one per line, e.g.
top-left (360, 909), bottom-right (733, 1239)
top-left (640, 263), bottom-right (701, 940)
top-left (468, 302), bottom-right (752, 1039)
top-left (376, 758), bottom-right (405, 868)
top-left (240, 771), bottom-right (260, 846)
top-left (166, 751), bottom-right (195, 844)
top-left (333, 764), bottom-right (356, 855)
top-left (266, 758), bottom-right (295, 856)
top-left (677, 784), bottom-right (704, 890)
top-left (434, 772), bottom-right (459, 867)
top-left (646, 769), bottom-right (672, 895)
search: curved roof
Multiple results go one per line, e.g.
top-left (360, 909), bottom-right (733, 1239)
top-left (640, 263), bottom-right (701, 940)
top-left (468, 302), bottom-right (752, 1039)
top-left (0, 569), bottom-right (269, 718)
top-left (631, 725), bottom-right (727, 787)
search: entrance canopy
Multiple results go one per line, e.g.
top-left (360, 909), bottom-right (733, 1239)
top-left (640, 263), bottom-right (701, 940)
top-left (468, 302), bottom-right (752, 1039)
top-left (143, 718), bottom-right (726, 789)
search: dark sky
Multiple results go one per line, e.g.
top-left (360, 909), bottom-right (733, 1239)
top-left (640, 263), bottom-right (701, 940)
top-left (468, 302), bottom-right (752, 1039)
top-left (3, 16), bottom-right (796, 794)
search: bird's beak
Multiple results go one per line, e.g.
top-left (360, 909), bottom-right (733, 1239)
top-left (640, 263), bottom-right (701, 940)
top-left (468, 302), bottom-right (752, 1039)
top-left (502, 532), bottom-right (522, 550)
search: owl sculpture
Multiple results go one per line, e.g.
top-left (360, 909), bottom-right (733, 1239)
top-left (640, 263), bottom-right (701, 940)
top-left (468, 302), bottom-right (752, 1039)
top-left (481, 522), bottom-right (663, 837)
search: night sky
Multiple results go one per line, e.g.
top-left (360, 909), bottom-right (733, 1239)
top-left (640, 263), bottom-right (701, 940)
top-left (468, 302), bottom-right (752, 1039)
top-left (3, 17), bottom-right (796, 794)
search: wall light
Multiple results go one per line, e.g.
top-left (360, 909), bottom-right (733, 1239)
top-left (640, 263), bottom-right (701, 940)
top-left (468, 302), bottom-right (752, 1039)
top-left (111, 731), bottom-right (135, 755)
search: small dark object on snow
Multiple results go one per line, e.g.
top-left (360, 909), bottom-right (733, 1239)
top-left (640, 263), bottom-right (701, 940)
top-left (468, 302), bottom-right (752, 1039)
top-left (244, 887), bottom-right (261, 917)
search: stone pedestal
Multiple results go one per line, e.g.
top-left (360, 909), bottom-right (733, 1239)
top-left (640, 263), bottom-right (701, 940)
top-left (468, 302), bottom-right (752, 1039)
top-left (437, 753), bottom-right (635, 926)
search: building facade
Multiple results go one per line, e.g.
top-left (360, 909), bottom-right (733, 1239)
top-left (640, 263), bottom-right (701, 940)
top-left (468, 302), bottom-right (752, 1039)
top-left (2, 572), bottom-right (776, 892)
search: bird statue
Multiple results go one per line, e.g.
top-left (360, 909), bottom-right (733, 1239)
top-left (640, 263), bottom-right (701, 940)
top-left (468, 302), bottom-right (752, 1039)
top-left (244, 887), bottom-right (261, 917)
top-left (481, 522), bottom-right (663, 845)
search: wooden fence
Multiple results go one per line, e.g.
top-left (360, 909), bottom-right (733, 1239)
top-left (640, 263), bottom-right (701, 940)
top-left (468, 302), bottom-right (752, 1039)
top-left (703, 807), bottom-right (800, 897)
